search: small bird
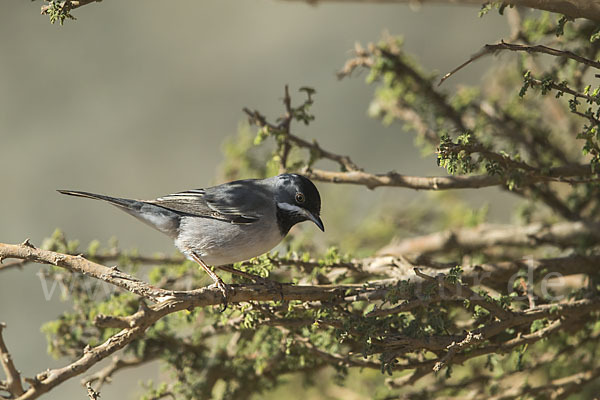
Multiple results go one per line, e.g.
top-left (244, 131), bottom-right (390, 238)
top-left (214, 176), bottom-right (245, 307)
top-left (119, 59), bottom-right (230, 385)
top-left (58, 174), bottom-right (324, 300)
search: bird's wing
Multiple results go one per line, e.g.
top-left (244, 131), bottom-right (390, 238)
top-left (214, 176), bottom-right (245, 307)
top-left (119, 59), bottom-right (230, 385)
top-left (149, 180), bottom-right (270, 224)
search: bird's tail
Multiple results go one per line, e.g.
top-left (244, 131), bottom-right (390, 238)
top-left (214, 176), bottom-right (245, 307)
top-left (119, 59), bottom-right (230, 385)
top-left (57, 190), bottom-right (180, 238)
top-left (57, 190), bottom-right (138, 209)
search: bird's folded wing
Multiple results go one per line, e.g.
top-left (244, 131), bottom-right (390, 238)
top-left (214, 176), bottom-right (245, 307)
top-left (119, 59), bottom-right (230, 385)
top-left (150, 181), bottom-right (270, 224)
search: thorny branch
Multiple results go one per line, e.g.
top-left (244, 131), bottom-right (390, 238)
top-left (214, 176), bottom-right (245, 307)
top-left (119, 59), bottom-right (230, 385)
top-left (302, 164), bottom-right (596, 190)
top-left (244, 59), bottom-right (598, 195)
top-left (242, 104), bottom-right (361, 172)
top-left (244, 84), bottom-right (596, 191)
top-left (2, 239), bottom-right (600, 398)
top-left (0, 241), bottom-right (391, 399)
top-left (439, 40), bottom-right (600, 86)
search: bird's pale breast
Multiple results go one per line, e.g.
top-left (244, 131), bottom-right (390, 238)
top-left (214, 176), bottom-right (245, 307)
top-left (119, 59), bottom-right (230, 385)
top-left (174, 211), bottom-right (284, 266)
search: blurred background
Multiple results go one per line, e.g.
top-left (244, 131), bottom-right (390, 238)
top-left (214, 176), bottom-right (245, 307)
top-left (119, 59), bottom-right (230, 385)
top-left (1, 1), bottom-right (510, 398)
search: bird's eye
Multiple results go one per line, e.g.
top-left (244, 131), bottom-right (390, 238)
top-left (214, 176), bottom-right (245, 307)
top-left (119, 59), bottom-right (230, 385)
top-left (295, 192), bottom-right (305, 204)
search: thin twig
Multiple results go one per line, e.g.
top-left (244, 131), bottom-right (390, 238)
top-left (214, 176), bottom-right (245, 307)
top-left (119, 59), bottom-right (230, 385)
top-left (243, 107), bottom-right (361, 171)
top-left (439, 40), bottom-right (600, 86)
top-left (0, 323), bottom-right (25, 397)
top-left (530, 78), bottom-right (596, 101)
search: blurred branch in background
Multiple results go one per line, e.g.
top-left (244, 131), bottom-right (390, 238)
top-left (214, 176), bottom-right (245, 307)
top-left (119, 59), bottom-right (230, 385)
top-left (8, 2), bottom-right (600, 400)
top-left (36, 1), bottom-right (600, 25)
top-left (281, 0), bottom-right (600, 23)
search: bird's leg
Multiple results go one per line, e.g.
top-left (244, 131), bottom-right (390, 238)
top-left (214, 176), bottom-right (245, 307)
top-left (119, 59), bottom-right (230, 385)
top-left (191, 253), bottom-right (230, 310)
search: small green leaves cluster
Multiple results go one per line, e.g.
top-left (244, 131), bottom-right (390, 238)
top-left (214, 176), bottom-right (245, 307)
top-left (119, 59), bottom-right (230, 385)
top-left (437, 132), bottom-right (478, 175)
top-left (44, 1), bottom-right (77, 25)
top-left (446, 266), bottom-right (463, 284)
top-left (478, 1), bottom-right (509, 18)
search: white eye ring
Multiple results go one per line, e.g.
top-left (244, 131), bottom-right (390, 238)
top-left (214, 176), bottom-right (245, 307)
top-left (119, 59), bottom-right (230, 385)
top-left (295, 192), bottom-right (305, 204)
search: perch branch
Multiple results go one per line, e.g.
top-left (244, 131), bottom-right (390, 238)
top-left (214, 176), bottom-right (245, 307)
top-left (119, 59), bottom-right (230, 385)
top-left (0, 241), bottom-right (405, 399)
top-left (3, 241), bottom-right (599, 397)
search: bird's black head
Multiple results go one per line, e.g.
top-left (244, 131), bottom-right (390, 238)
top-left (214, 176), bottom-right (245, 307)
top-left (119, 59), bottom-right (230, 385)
top-left (273, 173), bottom-right (324, 235)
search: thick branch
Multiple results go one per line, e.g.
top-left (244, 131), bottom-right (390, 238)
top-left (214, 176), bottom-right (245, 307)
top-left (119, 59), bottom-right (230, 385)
top-left (377, 220), bottom-right (600, 256)
top-left (4, 240), bottom-right (599, 397)
top-left (0, 241), bottom-right (402, 399)
top-left (302, 163), bottom-right (595, 190)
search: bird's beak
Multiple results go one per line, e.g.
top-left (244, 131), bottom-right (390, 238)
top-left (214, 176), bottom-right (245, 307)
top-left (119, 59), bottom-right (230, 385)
top-left (305, 211), bottom-right (324, 232)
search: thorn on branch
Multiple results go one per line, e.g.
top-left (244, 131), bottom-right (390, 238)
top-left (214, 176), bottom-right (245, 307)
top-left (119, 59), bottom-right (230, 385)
top-left (21, 239), bottom-right (34, 248)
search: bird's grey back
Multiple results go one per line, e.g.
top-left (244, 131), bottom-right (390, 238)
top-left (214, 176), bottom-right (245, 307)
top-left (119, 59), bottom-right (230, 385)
top-left (151, 178), bottom-right (275, 224)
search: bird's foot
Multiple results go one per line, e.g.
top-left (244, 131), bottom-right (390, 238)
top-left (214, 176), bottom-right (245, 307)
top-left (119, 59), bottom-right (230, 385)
top-left (208, 278), bottom-right (231, 312)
